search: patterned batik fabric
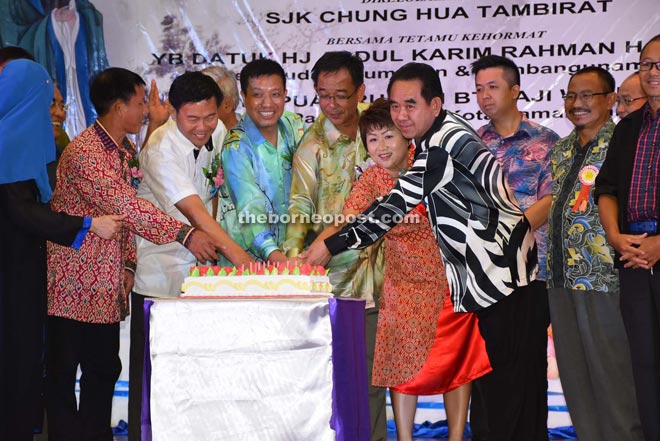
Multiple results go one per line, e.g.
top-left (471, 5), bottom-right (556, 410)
top-left (478, 117), bottom-right (559, 281)
top-left (285, 102), bottom-right (384, 305)
top-left (547, 119), bottom-right (619, 292)
top-left (48, 123), bottom-right (185, 323)
top-left (326, 110), bottom-right (538, 312)
top-left (344, 147), bottom-right (447, 386)
top-left (222, 111), bottom-right (305, 261)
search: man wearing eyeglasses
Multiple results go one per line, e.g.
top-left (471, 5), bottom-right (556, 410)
top-left (284, 51), bottom-right (387, 440)
top-left (596, 34), bottom-right (660, 441)
top-left (616, 72), bottom-right (647, 120)
top-left (547, 66), bottom-right (644, 441)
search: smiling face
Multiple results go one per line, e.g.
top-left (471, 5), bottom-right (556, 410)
top-left (50, 85), bottom-right (66, 140)
top-left (475, 67), bottom-right (519, 122)
top-left (565, 72), bottom-right (615, 133)
top-left (616, 74), bottom-right (646, 119)
top-left (389, 79), bottom-right (442, 140)
top-left (640, 40), bottom-right (660, 105)
top-left (172, 98), bottom-right (219, 148)
top-left (242, 74), bottom-right (286, 135)
top-left (365, 125), bottom-right (409, 177)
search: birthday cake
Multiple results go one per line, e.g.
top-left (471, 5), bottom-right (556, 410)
top-left (180, 263), bottom-right (333, 298)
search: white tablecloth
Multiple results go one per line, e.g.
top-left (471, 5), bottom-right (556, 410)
top-left (148, 298), bottom-right (335, 441)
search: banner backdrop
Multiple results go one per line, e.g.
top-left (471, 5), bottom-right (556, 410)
top-left (92, 0), bottom-right (659, 137)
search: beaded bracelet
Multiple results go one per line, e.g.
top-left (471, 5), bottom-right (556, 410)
top-left (176, 224), bottom-right (195, 247)
top-left (182, 228), bottom-right (197, 248)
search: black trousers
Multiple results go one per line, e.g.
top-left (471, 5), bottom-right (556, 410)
top-left (472, 281), bottom-right (550, 441)
top-left (0, 281), bottom-right (46, 441)
top-left (46, 316), bottom-right (121, 441)
top-left (128, 292), bottom-right (150, 441)
top-left (619, 267), bottom-right (660, 441)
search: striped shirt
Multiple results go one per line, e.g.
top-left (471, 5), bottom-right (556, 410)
top-left (627, 106), bottom-right (660, 222)
top-left (325, 110), bottom-right (538, 312)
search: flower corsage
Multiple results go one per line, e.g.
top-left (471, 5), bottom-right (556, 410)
top-left (203, 153), bottom-right (224, 197)
top-left (128, 155), bottom-right (143, 189)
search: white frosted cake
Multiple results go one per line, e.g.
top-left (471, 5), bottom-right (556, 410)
top-left (180, 263), bottom-right (333, 298)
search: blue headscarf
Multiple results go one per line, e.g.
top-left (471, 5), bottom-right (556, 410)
top-left (0, 59), bottom-right (56, 202)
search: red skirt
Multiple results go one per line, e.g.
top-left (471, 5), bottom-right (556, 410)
top-left (391, 295), bottom-right (492, 395)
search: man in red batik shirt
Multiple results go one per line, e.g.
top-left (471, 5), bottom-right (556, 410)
top-left (46, 67), bottom-right (218, 441)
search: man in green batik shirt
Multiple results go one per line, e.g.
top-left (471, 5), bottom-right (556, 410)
top-left (284, 51), bottom-right (387, 441)
top-left (222, 59), bottom-right (305, 263)
top-left (547, 66), bottom-right (642, 441)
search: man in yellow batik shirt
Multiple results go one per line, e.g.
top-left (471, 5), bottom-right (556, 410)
top-left (284, 51), bottom-right (386, 441)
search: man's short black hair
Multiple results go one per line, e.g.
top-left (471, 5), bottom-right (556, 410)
top-left (641, 33), bottom-right (660, 58)
top-left (470, 55), bottom-right (521, 87)
top-left (570, 66), bottom-right (615, 93)
top-left (387, 62), bottom-right (444, 103)
top-left (90, 67), bottom-right (146, 116)
top-left (0, 46), bottom-right (35, 65)
top-left (239, 59), bottom-right (286, 93)
top-left (169, 71), bottom-right (223, 111)
top-left (311, 51), bottom-right (364, 88)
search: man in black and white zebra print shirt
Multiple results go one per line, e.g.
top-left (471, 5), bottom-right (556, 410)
top-left (303, 62), bottom-right (547, 441)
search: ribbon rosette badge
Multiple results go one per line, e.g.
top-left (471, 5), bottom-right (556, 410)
top-left (572, 165), bottom-right (599, 213)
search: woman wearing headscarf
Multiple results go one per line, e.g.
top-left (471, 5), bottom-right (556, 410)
top-left (0, 58), bottom-right (122, 441)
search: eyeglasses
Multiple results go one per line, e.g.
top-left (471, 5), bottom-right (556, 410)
top-left (616, 96), bottom-right (646, 106)
top-left (563, 92), bottom-right (610, 103)
top-left (639, 61), bottom-right (660, 72)
top-left (317, 89), bottom-right (357, 104)
top-left (51, 101), bottom-right (69, 112)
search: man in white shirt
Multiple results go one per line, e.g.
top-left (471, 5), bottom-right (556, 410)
top-left (128, 71), bottom-right (253, 441)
